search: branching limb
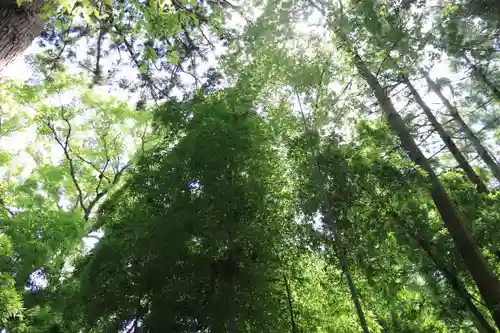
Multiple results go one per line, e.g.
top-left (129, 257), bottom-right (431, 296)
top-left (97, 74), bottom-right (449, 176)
top-left (45, 112), bottom-right (88, 218)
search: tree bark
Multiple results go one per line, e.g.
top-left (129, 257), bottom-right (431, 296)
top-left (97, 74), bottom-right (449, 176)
top-left (336, 240), bottom-right (370, 333)
top-left (424, 73), bottom-right (500, 184)
top-left (296, 90), bottom-right (371, 333)
top-left (284, 275), bottom-right (298, 333)
top-left (416, 236), bottom-right (496, 333)
top-left (393, 211), bottom-right (495, 333)
top-left (336, 31), bottom-right (500, 328)
top-left (0, 0), bottom-right (45, 72)
top-left (403, 75), bottom-right (489, 193)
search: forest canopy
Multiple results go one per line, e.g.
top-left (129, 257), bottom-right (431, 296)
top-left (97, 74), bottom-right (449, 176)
top-left (0, 0), bottom-right (500, 332)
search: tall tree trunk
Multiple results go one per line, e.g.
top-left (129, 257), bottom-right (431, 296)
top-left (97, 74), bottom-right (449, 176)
top-left (424, 73), bottom-right (500, 183)
top-left (336, 240), bottom-right (370, 333)
top-left (296, 92), bottom-right (371, 333)
top-left (336, 31), bottom-right (500, 328)
top-left (284, 275), bottom-right (298, 333)
top-left (228, 274), bottom-right (237, 333)
top-left (403, 75), bottom-right (489, 193)
top-left (392, 212), bottom-right (495, 333)
top-left (227, 176), bottom-right (237, 333)
top-left (0, 1), bottom-right (45, 72)
top-left (416, 236), bottom-right (496, 333)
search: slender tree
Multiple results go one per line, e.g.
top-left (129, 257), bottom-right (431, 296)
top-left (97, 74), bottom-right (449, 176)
top-left (424, 72), bottom-right (500, 183)
top-left (416, 236), bottom-right (496, 333)
top-left (296, 91), bottom-right (371, 333)
top-left (333, 23), bottom-right (500, 327)
top-left (402, 74), bottom-right (489, 193)
top-left (391, 211), bottom-right (496, 333)
top-left (284, 275), bottom-right (298, 333)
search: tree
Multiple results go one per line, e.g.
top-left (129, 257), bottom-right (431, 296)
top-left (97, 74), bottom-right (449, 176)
top-left (0, 0), bottom-right (45, 72)
top-left (325, 6), bottom-right (500, 326)
top-left (403, 73), bottom-right (488, 193)
top-left (424, 72), bottom-right (500, 184)
top-left (2, 0), bottom-right (500, 331)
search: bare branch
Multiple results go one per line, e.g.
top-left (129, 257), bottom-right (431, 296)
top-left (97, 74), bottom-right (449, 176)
top-left (85, 163), bottom-right (131, 221)
top-left (45, 114), bottom-right (88, 217)
top-left (0, 199), bottom-right (15, 217)
top-left (74, 154), bottom-right (111, 182)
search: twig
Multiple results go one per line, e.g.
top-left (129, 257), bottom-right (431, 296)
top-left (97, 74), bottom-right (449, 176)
top-left (375, 38), bottom-right (402, 78)
top-left (45, 111), bottom-right (88, 217)
top-left (0, 199), bottom-right (15, 217)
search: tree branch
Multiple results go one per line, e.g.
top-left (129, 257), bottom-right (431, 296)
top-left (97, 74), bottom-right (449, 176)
top-left (45, 112), bottom-right (88, 217)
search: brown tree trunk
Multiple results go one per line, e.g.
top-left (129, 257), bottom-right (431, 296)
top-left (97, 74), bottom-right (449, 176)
top-left (296, 90), bottom-right (371, 333)
top-left (393, 211), bottom-right (495, 333)
top-left (424, 73), bottom-right (500, 184)
top-left (336, 239), bottom-right (370, 333)
top-left (284, 275), bottom-right (298, 333)
top-left (416, 236), bottom-right (496, 333)
top-left (336, 31), bottom-right (500, 328)
top-left (0, 1), bottom-right (44, 72)
top-left (403, 75), bottom-right (489, 193)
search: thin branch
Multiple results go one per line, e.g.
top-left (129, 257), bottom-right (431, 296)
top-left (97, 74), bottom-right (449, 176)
top-left (417, 128), bottom-right (437, 146)
top-left (74, 154), bottom-right (111, 182)
top-left (375, 37), bottom-right (402, 77)
top-left (86, 163), bottom-right (131, 222)
top-left (0, 199), bottom-right (15, 217)
top-left (427, 145), bottom-right (447, 160)
top-left (45, 113), bottom-right (88, 216)
top-left (115, 28), bottom-right (163, 101)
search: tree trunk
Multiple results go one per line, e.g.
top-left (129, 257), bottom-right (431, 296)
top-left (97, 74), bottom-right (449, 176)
top-left (0, 1), bottom-right (44, 72)
top-left (228, 276), bottom-right (237, 333)
top-left (403, 75), bottom-right (488, 193)
top-left (424, 73), bottom-right (500, 184)
top-left (284, 275), bottom-right (298, 333)
top-left (336, 240), bottom-right (370, 333)
top-left (393, 211), bottom-right (495, 333)
top-left (416, 236), bottom-right (496, 333)
top-left (336, 31), bottom-right (500, 328)
top-left (296, 90), bottom-right (371, 333)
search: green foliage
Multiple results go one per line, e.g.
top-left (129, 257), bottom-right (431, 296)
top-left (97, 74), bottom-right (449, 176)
top-left (1, 0), bottom-right (500, 332)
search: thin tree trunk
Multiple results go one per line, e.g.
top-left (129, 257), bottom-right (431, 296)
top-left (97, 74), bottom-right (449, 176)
top-left (0, 1), bottom-right (45, 72)
top-left (284, 275), bottom-right (298, 333)
top-left (424, 73), bottom-right (500, 183)
top-left (336, 241), bottom-right (370, 333)
top-left (227, 175), bottom-right (237, 333)
top-left (228, 275), bottom-right (237, 333)
top-left (295, 91), bottom-right (371, 333)
top-left (392, 212), bottom-right (495, 333)
top-left (336, 31), bottom-right (500, 327)
top-left (403, 75), bottom-right (488, 193)
top-left (417, 236), bottom-right (495, 333)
